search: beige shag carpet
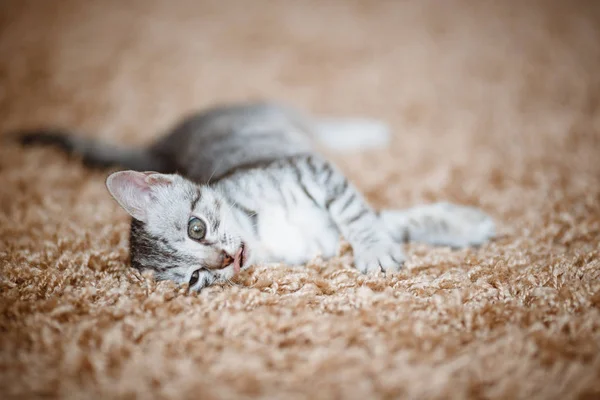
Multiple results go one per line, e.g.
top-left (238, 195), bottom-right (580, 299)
top-left (1, 1), bottom-right (600, 399)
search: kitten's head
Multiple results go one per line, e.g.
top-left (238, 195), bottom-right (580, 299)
top-left (106, 170), bottom-right (252, 291)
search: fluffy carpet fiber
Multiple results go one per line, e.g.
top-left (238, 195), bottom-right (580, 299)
top-left (1, 1), bottom-right (600, 399)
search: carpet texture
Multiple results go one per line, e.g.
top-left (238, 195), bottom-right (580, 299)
top-left (1, 1), bottom-right (600, 399)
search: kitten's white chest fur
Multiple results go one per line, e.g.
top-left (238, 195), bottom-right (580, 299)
top-left (256, 200), bottom-right (340, 265)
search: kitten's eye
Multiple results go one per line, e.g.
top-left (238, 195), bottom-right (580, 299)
top-left (188, 217), bottom-right (207, 241)
top-left (189, 270), bottom-right (200, 286)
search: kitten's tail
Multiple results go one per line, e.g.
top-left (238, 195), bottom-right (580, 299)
top-left (10, 129), bottom-right (169, 171)
top-left (312, 118), bottom-right (391, 151)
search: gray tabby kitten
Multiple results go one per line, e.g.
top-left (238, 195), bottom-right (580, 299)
top-left (18, 102), bottom-right (495, 291)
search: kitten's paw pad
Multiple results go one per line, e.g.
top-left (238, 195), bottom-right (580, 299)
top-left (434, 203), bottom-right (496, 248)
top-left (354, 242), bottom-right (405, 274)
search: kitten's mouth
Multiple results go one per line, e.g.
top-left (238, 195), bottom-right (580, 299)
top-left (233, 243), bottom-right (247, 275)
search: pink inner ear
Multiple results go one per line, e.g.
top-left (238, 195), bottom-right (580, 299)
top-left (131, 172), bottom-right (153, 191)
top-left (145, 173), bottom-right (173, 186)
top-left (106, 171), bottom-right (153, 222)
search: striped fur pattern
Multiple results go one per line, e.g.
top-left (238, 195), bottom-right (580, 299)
top-left (16, 102), bottom-right (496, 291)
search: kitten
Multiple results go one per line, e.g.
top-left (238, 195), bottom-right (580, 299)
top-left (16, 102), bottom-right (496, 291)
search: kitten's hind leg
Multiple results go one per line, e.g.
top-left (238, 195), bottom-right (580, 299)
top-left (313, 118), bottom-right (391, 151)
top-left (380, 203), bottom-right (496, 248)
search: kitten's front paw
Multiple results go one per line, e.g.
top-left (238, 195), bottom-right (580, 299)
top-left (354, 240), bottom-right (405, 274)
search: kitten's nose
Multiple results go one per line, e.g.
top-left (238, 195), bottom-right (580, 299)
top-left (220, 251), bottom-right (234, 268)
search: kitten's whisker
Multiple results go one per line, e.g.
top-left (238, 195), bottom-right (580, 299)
top-left (224, 277), bottom-right (242, 287)
top-left (221, 197), bottom-right (238, 218)
top-left (205, 161), bottom-right (220, 185)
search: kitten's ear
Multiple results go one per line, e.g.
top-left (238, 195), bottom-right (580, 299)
top-left (106, 170), bottom-right (173, 222)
